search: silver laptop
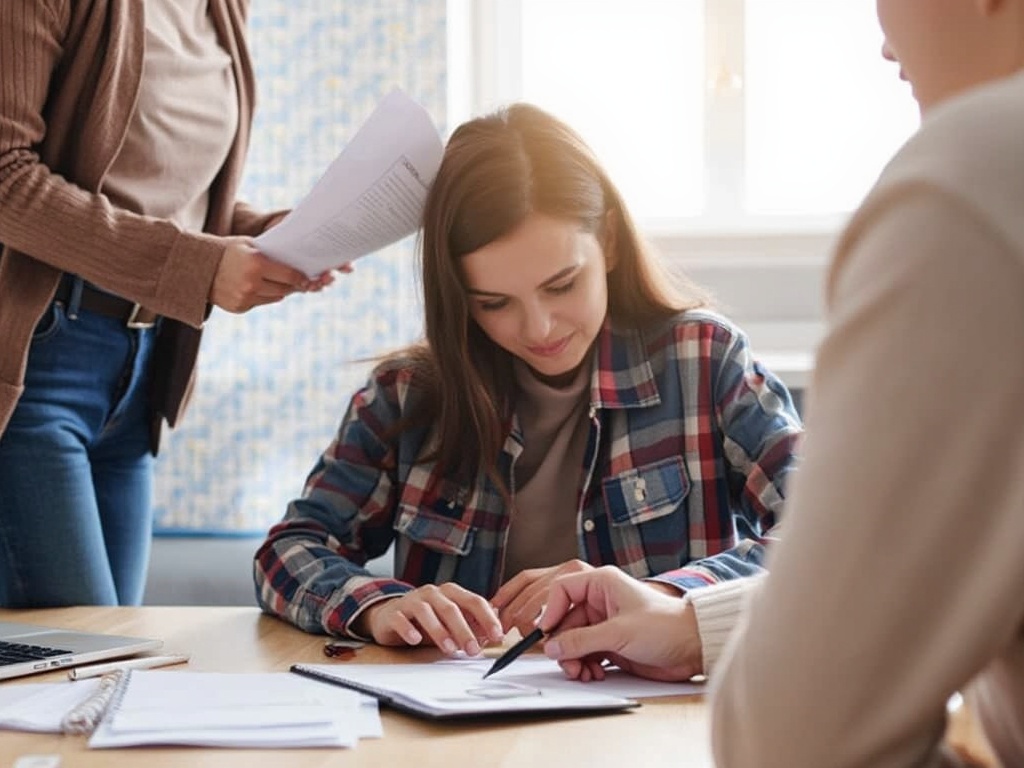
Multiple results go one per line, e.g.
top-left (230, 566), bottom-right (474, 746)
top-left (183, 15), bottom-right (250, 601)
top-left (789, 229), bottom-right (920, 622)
top-left (0, 620), bottom-right (162, 681)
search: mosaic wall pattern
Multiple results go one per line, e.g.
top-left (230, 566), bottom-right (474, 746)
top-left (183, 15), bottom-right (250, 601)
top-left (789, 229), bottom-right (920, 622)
top-left (153, 1), bottom-right (447, 534)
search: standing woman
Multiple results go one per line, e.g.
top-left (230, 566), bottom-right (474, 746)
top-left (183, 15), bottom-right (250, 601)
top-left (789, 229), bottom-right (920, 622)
top-left (254, 103), bottom-right (802, 653)
top-left (0, 1), bottom-right (331, 607)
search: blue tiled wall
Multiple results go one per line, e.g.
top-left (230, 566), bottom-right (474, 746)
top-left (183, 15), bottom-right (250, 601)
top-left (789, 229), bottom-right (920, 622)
top-left (153, 1), bottom-right (446, 534)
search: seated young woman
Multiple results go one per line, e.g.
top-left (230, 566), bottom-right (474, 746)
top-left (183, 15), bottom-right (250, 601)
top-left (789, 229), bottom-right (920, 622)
top-left (253, 103), bottom-right (802, 654)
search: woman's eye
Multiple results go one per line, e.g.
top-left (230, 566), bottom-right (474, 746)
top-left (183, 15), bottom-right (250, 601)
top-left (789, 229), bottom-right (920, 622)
top-left (478, 299), bottom-right (508, 312)
top-left (548, 280), bottom-right (576, 296)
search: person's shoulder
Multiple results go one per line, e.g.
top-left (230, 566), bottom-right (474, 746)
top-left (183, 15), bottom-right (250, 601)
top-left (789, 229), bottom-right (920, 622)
top-left (370, 353), bottom-right (419, 382)
top-left (648, 309), bottom-right (747, 342)
top-left (901, 75), bottom-right (1022, 171)
top-left (637, 309), bottom-right (751, 361)
top-left (360, 352), bottom-right (432, 412)
top-left (832, 74), bottom-right (1024, 295)
top-left (861, 73), bottom-right (1024, 248)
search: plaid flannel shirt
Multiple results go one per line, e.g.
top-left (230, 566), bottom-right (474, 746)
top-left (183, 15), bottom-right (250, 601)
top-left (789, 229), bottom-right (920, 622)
top-left (255, 310), bottom-right (802, 636)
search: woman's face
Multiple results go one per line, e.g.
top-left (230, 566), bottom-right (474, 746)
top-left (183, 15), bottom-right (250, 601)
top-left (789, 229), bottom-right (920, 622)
top-left (877, 0), bottom-right (1024, 113)
top-left (461, 212), bottom-right (611, 386)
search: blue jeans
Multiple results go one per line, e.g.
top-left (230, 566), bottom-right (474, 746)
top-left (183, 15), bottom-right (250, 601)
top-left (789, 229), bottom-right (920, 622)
top-left (0, 292), bottom-right (158, 607)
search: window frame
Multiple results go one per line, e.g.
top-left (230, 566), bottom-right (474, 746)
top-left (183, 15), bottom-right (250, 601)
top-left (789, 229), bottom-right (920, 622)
top-left (445, 0), bottom-right (866, 364)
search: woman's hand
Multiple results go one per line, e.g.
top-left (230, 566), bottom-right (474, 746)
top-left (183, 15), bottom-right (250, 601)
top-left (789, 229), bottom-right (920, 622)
top-left (261, 212), bottom-right (354, 291)
top-left (539, 566), bottom-right (703, 683)
top-left (491, 559), bottom-right (594, 636)
top-left (210, 238), bottom-right (311, 312)
top-left (353, 583), bottom-right (504, 655)
top-left (210, 238), bottom-right (353, 311)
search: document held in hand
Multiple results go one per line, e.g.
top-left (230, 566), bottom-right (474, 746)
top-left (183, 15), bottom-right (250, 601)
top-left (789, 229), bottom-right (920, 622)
top-left (255, 87), bottom-right (445, 277)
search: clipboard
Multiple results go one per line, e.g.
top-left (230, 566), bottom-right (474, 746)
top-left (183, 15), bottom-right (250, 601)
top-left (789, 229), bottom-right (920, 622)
top-left (290, 662), bottom-right (640, 721)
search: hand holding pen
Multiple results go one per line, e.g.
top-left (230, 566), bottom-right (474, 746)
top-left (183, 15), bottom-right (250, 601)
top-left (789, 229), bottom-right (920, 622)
top-left (487, 566), bottom-right (704, 684)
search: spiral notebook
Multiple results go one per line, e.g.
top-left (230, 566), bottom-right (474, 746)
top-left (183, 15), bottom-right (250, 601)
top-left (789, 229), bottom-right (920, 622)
top-left (291, 659), bottom-right (642, 720)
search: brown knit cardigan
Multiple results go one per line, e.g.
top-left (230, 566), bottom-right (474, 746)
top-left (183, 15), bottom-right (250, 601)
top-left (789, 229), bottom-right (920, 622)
top-left (0, 0), bottom-right (277, 450)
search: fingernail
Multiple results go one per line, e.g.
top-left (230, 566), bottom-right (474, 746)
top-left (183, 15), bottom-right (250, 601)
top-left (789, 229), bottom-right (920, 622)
top-left (466, 640), bottom-right (481, 656)
top-left (544, 640), bottom-right (561, 659)
top-left (442, 639), bottom-right (458, 654)
top-left (408, 630), bottom-right (422, 644)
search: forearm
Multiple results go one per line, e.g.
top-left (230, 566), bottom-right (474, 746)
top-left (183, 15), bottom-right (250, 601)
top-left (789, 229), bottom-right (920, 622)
top-left (255, 374), bottom-right (420, 635)
top-left (644, 572), bottom-right (761, 676)
top-left (651, 538), bottom-right (766, 592)
top-left (1, 158), bottom-right (225, 324)
top-left (231, 200), bottom-right (289, 237)
top-left (253, 523), bottom-right (411, 635)
top-left (254, 452), bottom-right (406, 635)
top-left (687, 576), bottom-right (762, 674)
top-left (4, 187), bottom-right (224, 328)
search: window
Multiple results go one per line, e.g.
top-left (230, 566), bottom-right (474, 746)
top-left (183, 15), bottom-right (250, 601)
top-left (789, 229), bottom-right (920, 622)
top-left (447, 0), bottom-right (921, 344)
top-left (448, 0), bottom-right (918, 233)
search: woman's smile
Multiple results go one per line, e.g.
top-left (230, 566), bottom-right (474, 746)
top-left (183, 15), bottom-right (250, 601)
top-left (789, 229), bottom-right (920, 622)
top-left (526, 333), bottom-right (574, 358)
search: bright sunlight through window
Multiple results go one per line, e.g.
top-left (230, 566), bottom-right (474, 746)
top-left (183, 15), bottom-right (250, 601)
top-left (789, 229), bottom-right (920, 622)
top-left (463, 0), bottom-right (920, 231)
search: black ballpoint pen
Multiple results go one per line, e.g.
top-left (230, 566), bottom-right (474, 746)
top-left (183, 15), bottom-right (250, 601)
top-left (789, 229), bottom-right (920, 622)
top-left (481, 627), bottom-right (545, 679)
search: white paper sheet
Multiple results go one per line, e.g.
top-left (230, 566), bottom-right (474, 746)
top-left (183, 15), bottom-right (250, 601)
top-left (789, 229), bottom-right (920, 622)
top-left (0, 673), bottom-right (382, 743)
top-left (356, 655), bottom-right (700, 704)
top-left (297, 661), bottom-right (638, 718)
top-left (302, 678), bottom-right (383, 739)
top-left (88, 671), bottom-right (366, 749)
top-left (0, 679), bottom-right (101, 732)
top-left (255, 88), bottom-right (444, 277)
top-left (296, 654), bottom-right (702, 720)
top-left (437, 656), bottom-right (705, 699)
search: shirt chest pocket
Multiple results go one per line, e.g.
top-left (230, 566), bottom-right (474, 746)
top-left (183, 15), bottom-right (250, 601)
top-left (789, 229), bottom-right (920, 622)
top-left (601, 456), bottom-right (690, 526)
top-left (394, 504), bottom-right (475, 556)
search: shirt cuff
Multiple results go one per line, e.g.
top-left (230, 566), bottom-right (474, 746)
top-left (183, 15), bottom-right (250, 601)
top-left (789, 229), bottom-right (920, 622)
top-left (684, 576), bottom-right (763, 674)
top-left (323, 576), bottom-right (412, 639)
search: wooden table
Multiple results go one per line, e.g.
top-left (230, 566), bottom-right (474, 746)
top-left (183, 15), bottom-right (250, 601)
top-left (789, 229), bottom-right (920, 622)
top-left (0, 607), bottom-right (713, 767)
top-left (0, 607), bottom-right (999, 767)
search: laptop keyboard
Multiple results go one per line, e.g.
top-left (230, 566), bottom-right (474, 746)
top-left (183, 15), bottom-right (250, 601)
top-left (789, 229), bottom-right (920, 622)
top-left (0, 639), bottom-right (72, 666)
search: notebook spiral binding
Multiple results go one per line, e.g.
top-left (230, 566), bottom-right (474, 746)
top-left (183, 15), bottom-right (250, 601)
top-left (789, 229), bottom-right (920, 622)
top-left (60, 668), bottom-right (128, 735)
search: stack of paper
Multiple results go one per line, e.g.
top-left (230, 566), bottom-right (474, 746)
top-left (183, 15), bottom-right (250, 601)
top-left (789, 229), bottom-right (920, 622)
top-left (88, 671), bottom-right (379, 748)
top-left (0, 672), bottom-right (381, 749)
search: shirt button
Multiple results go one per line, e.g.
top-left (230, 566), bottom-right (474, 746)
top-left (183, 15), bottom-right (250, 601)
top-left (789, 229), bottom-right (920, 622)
top-left (582, 519), bottom-right (595, 533)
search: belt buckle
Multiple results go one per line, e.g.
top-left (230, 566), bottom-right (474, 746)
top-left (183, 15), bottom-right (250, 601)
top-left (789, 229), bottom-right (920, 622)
top-left (126, 303), bottom-right (156, 330)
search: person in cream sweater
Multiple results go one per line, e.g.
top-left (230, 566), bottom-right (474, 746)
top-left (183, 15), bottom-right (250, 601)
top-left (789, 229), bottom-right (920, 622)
top-left (538, 1), bottom-right (1024, 765)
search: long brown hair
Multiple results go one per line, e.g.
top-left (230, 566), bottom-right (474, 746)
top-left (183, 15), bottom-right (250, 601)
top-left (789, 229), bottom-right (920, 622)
top-left (386, 103), bottom-right (707, 488)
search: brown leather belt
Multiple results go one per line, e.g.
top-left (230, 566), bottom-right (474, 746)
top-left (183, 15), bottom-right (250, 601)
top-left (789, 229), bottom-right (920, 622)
top-left (54, 278), bottom-right (159, 329)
